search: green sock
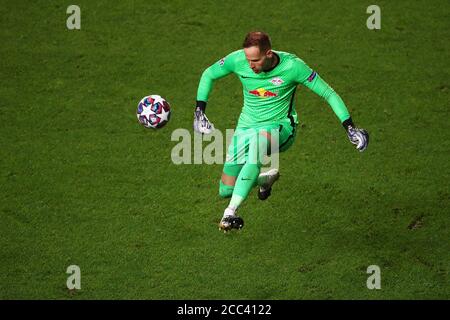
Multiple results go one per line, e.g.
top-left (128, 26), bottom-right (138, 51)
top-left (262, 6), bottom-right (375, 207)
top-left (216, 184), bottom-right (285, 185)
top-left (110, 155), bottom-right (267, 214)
top-left (229, 163), bottom-right (260, 209)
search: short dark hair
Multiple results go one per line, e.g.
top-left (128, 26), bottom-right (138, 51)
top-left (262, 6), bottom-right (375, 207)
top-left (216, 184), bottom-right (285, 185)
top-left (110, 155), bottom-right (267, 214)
top-left (243, 31), bottom-right (272, 52)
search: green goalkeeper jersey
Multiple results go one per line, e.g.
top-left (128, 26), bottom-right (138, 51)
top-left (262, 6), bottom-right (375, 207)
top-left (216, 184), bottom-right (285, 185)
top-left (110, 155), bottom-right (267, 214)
top-left (197, 49), bottom-right (350, 128)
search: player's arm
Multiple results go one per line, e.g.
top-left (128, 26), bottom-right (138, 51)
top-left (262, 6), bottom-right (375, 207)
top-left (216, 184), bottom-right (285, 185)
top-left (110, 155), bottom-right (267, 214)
top-left (194, 54), bottom-right (235, 134)
top-left (295, 60), bottom-right (369, 152)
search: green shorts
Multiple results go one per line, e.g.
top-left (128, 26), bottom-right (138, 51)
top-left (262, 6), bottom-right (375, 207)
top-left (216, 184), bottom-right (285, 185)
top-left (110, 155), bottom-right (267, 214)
top-left (225, 118), bottom-right (297, 166)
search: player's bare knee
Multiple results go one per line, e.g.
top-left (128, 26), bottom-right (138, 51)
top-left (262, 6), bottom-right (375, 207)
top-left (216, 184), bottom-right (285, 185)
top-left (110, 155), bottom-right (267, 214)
top-left (221, 173), bottom-right (236, 186)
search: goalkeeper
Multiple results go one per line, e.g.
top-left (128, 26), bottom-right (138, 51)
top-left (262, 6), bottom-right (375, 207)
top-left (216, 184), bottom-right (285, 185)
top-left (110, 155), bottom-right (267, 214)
top-left (193, 31), bottom-right (369, 232)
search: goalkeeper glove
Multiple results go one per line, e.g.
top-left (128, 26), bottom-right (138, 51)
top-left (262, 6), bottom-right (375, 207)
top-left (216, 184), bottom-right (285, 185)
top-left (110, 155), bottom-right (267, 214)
top-left (193, 103), bottom-right (214, 134)
top-left (343, 118), bottom-right (369, 152)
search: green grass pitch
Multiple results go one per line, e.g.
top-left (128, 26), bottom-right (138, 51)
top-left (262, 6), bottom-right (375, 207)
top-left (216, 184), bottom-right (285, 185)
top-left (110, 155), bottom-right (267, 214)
top-left (0, 0), bottom-right (449, 299)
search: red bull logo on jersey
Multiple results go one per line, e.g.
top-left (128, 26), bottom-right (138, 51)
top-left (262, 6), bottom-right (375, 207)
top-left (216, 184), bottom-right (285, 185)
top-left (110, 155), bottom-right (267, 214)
top-left (248, 88), bottom-right (278, 98)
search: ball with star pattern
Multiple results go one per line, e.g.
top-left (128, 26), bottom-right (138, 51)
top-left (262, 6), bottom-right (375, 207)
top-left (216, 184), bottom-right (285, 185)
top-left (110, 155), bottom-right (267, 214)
top-left (136, 95), bottom-right (171, 129)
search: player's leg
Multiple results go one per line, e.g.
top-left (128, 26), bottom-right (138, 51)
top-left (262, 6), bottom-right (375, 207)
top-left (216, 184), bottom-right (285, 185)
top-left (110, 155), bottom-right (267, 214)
top-left (218, 128), bottom-right (246, 199)
top-left (219, 125), bottom-right (294, 231)
top-left (220, 128), bottom-right (267, 230)
top-left (257, 121), bottom-right (297, 200)
top-left (227, 161), bottom-right (261, 210)
top-left (218, 129), bottom-right (247, 231)
top-left (220, 165), bottom-right (260, 232)
top-left (255, 128), bottom-right (280, 199)
top-left (218, 164), bottom-right (247, 231)
top-left (219, 164), bottom-right (242, 199)
top-left (229, 127), bottom-right (271, 207)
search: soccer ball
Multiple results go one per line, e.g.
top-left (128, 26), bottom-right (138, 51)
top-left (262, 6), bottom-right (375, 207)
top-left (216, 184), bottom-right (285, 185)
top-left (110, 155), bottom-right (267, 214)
top-left (136, 95), bottom-right (171, 129)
